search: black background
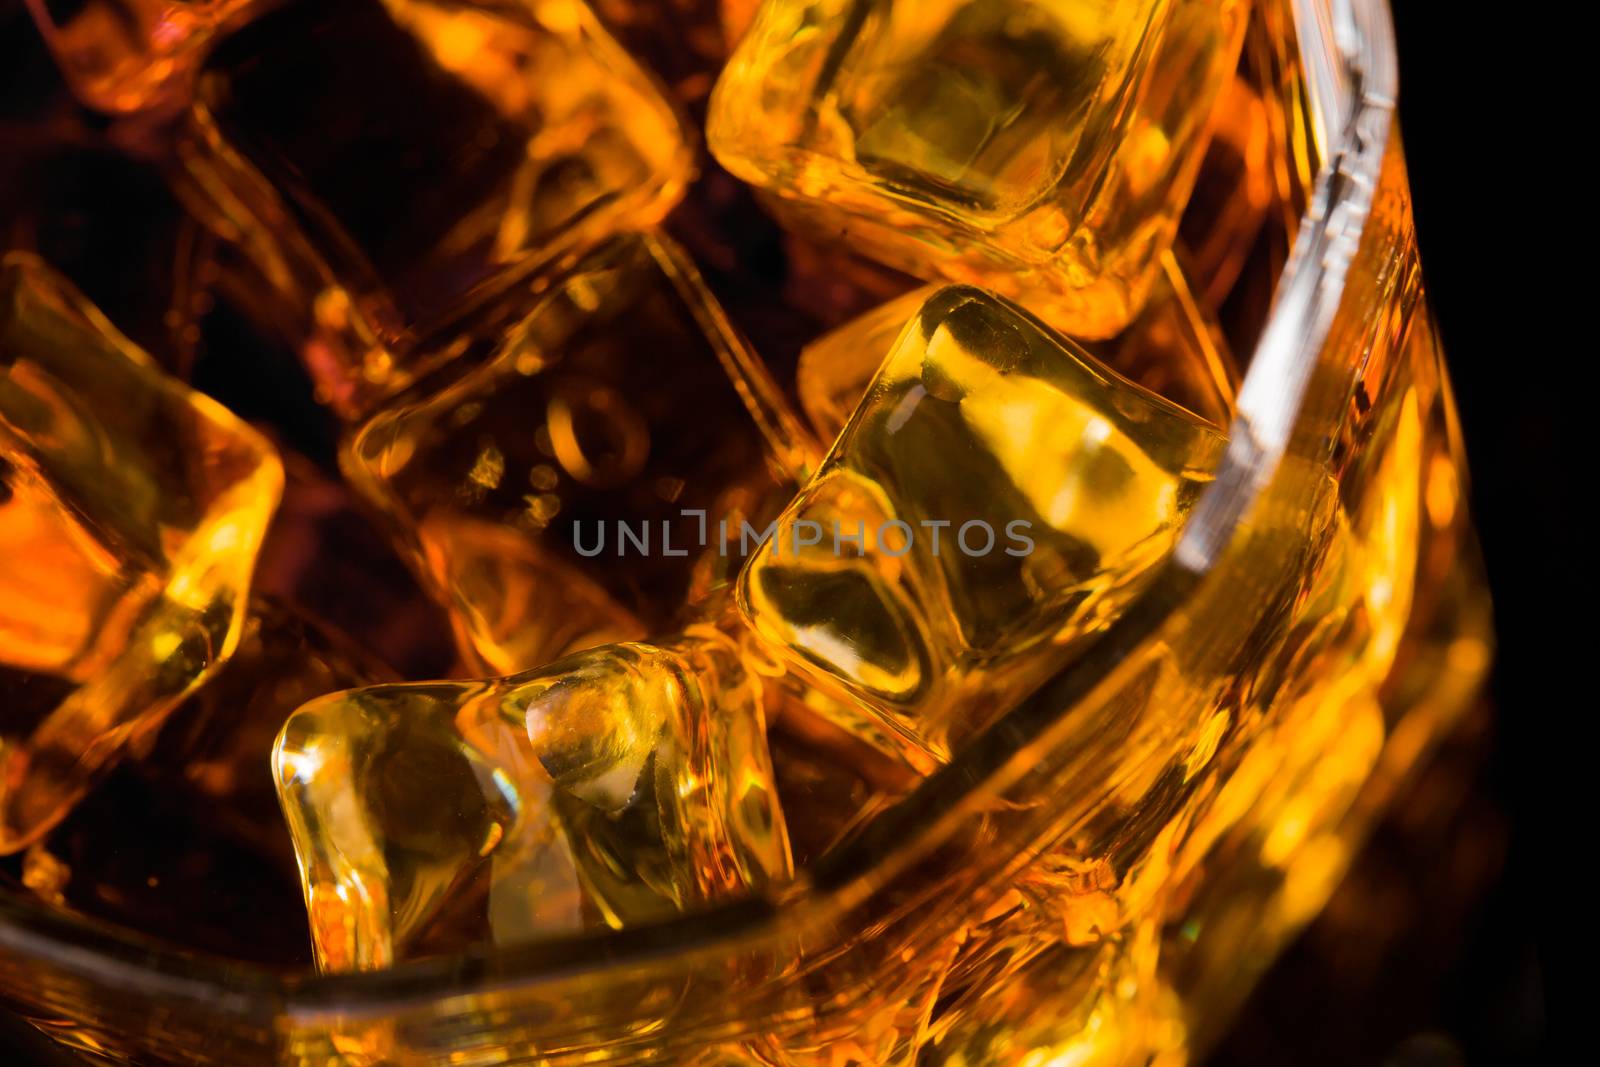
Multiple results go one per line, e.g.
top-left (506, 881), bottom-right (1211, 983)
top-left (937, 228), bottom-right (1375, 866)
top-left (1381, 1), bottom-right (1552, 1061)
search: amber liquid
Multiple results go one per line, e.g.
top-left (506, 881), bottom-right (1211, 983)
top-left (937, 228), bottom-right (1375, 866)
top-left (23, 0), bottom-right (253, 113)
top-left (182, 0), bottom-right (692, 414)
top-left (0, 2), bottom-right (1493, 1065)
top-left (345, 234), bottom-right (817, 676)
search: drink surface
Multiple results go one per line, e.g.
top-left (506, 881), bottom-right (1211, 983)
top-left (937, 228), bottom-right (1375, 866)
top-left (345, 233), bottom-right (818, 676)
top-left (2, 134), bottom-right (213, 375)
top-left (11, 598), bottom-right (383, 967)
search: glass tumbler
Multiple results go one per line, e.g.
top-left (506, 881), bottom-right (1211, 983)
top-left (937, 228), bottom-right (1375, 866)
top-left (0, 0), bottom-right (1492, 1063)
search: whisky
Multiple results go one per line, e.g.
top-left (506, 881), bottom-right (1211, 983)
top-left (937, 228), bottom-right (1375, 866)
top-left (344, 233), bottom-right (818, 676)
top-left (0, 2), bottom-right (1494, 1064)
top-left (2, 130), bottom-right (216, 376)
top-left (11, 597), bottom-right (385, 965)
top-left (254, 453), bottom-right (461, 680)
top-left (23, 0), bottom-right (255, 113)
top-left (179, 0), bottom-right (693, 416)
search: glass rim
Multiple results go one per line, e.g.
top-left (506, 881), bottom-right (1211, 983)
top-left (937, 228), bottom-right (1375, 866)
top-left (0, 0), bottom-right (1402, 1020)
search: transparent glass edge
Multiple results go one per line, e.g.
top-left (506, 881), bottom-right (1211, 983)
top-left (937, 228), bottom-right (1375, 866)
top-left (1177, 0), bottom-right (1397, 571)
